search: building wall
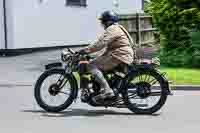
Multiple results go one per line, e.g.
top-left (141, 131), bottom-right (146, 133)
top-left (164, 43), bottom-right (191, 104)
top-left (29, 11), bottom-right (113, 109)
top-left (0, 0), bottom-right (5, 49)
top-left (8, 0), bottom-right (142, 49)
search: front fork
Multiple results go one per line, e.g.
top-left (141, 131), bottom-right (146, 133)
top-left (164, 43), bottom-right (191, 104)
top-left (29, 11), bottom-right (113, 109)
top-left (56, 75), bottom-right (67, 88)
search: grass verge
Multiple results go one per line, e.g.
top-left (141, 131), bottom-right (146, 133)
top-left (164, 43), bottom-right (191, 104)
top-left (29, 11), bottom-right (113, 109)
top-left (160, 67), bottom-right (200, 85)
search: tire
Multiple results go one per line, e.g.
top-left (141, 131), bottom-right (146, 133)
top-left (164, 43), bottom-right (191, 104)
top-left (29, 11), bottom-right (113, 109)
top-left (122, 68), bottom-right (168, 114)
top-left (34, 69), bottom-right (78, 113)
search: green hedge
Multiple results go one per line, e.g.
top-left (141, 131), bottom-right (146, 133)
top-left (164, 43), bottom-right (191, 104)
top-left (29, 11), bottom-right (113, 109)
top-left (160, 32), bottom-right (200, 68)
top-left (145, 0), bottom-right (200, 68)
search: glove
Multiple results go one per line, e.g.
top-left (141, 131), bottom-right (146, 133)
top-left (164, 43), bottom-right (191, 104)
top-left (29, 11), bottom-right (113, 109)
top-left (78, 49), bottom-right (88, 55)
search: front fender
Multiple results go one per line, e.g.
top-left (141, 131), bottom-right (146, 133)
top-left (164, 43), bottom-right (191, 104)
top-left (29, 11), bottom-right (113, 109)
top-left (45, 62), bottom-right (62, 70)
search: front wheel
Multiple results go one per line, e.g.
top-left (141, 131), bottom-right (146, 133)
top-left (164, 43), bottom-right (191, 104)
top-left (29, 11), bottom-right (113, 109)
top-left (34, 69), bottom-right (78, 113)
top-left (122, 68), bottom-right (168, 114)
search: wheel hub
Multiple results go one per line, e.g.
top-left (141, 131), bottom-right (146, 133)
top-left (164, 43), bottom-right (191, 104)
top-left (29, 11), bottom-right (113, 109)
top-left (48, 84), bottom-right (60, 96)
top-left (136, 82), bottom-right (151, 98)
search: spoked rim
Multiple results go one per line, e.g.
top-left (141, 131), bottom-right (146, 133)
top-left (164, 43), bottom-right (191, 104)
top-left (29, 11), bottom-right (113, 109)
top-left (40, 73), bottom-right (72, 107)
top-left (127, 73), bottom-right (163, 110)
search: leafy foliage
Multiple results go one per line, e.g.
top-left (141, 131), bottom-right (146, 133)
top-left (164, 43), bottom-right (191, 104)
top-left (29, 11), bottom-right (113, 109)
top-left (172, 0), bottom-right (200, 9)
top-left (145, 0), bottom-right (200, 67)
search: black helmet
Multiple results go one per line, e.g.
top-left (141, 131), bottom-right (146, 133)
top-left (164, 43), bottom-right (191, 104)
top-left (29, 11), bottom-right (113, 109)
top-left (99, 11), bottom-right (119, 28)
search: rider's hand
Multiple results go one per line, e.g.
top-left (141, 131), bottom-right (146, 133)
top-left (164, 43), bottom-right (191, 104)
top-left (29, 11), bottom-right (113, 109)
top-left (77, 47), bottom-right (97, 54)
top-left (78, 49), bottom-right (89, 55)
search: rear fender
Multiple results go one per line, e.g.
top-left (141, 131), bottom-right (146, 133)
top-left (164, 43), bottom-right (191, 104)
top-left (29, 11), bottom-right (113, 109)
top-left (126, 65), bottom-right (172, 95)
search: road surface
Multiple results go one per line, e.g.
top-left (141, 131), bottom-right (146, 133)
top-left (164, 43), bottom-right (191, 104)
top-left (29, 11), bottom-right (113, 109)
top-left (0, 50), bottom-right (200, 133)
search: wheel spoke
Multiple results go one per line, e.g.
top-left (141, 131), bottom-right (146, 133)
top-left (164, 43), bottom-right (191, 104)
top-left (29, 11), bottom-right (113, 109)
top-left (127, 89), bottom-right (137, 93)
top-left (149, 91), bottom-right (162, 96)
top-left (138, 73), bottom-right (142, 81)
top-left (146, 74), bottom-right (151, 83)
top-left (135, 103), bottom-right (148, 107)
top-left (126, 71), bottom-right (167, 111)
top-left (39, 73), bottom-right (72, 107)
top-left (59, 79), bottom-right (69, 89)
top-left (58, 91), bottom-right (71, 96)
top-left (143, 74), bottom-right (148, 82)
top-left (49, 96), bottom-right (54, 104)
top-left (149, 78), bottom-right (158, 85)
top-left (128, 93), bottom-right (137, 99)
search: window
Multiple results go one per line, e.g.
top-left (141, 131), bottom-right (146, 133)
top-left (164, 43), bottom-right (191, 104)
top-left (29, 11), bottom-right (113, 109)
top-left (66, 0), bottom-right (87, 7)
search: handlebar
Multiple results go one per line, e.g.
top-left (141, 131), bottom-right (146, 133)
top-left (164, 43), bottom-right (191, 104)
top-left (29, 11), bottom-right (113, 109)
top-left (61, 48), bottom-right (94, 62)
top-left (67, 48), bottom-right (75, 54)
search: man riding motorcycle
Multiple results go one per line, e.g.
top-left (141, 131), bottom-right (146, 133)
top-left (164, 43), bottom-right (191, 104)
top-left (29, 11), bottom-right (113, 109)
top-left (79, 11), bottom-right (136, 101)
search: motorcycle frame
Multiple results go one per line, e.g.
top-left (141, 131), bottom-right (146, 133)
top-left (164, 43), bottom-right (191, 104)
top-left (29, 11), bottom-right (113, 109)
top-left (44, 61), bottom-right (172, 100)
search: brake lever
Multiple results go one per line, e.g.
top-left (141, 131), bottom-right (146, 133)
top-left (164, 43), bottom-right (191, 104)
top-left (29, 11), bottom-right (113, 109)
top-left (67, 48), bottom-right (75, 54)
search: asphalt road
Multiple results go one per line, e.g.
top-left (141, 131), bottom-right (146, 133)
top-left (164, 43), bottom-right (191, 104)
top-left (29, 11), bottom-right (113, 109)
top-left (0, 50), bottom-right (200, 133)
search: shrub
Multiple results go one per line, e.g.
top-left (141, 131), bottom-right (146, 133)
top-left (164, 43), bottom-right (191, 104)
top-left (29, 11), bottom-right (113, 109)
top-left (145, 0), bottom-right (200, 68)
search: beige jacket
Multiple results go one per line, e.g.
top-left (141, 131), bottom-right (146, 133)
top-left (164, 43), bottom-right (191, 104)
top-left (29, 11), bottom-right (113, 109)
top-left (88, 23), bottom-right (135, 65)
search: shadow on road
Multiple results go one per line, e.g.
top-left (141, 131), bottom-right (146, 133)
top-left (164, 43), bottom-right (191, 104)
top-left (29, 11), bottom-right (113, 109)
top-left (21, 108), bottom-right (160, 117)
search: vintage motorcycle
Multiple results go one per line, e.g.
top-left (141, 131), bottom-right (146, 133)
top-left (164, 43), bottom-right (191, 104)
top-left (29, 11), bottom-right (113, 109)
top-left (34, 48), bottom-right (172, 114)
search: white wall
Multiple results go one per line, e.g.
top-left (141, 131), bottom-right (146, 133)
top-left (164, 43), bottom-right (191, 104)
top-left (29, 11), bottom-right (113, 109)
top-left (8, 0), bottom-right (142, 49)
top-left (0, 0), bottom-right (5, 49)
top-left (117, 0), bottom-right (143, 14)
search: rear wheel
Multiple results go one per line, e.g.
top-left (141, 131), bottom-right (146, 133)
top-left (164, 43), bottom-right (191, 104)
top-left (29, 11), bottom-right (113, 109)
top-left (34, 69), bottom-right (78, 113)
top-left (122, 68), bottom-right (168, 114)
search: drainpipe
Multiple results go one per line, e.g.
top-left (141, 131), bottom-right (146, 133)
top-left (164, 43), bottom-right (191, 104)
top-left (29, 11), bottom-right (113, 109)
top-left (3, 0), bottom-right (8, 49)
top-left (142, 0), bottom-right (144, 10)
